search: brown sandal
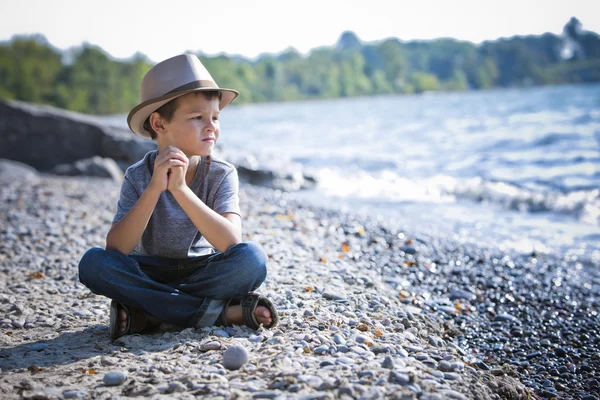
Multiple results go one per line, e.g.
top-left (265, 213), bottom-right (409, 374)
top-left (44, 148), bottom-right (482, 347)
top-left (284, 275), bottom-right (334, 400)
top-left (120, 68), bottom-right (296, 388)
top-left (109, 300), bottom-right (158, 341)
top-left (221, 292), bottom-right (279, 330)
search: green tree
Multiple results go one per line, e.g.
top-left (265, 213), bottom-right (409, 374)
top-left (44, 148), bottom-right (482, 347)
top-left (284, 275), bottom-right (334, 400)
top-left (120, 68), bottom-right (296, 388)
top-left (0, 17), bottom-right (599, 114)
top-left (409, 72), bottom-right (441, 93)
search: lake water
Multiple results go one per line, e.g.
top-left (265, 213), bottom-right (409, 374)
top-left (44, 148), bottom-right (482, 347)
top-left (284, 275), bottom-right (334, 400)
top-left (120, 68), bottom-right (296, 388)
top-left (106, 84), bottom-right (600, 263)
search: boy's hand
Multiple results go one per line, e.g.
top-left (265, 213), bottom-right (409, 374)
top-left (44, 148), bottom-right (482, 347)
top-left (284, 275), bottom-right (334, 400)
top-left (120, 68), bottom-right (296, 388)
top-left (148, 147), bottom-right (187, 194)
top-left (167, 150), bottom-right (189, 193)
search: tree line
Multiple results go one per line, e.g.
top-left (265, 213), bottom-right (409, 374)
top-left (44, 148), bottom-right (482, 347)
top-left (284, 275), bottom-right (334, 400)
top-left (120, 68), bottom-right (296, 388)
top-left (0, 17), bottom-right (598, 115)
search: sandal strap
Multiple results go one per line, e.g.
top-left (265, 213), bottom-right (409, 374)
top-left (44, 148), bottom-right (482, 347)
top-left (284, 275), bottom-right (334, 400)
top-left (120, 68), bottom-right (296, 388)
top-left (128, 306), bottom-right (150, 333)
top-left (240, 292), bottom-right (280, 330)
top-left (241, 293), bottom-right (261, 330)
top-left (109, 300), bottom-right (155, 341)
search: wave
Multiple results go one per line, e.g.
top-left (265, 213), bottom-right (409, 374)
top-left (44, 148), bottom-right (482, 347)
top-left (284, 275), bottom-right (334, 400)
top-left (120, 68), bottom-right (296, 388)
top-left (532, 132), bottom-right (581, 147)
top-left (315, 169), bottom-right (600, 226)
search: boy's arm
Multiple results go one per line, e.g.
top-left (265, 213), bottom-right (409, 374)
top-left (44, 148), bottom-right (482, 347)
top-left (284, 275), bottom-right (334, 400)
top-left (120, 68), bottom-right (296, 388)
top-left (106, 147), bottom-right (187, 255)
top-left (105, 186), bottom-right (162, 255)
top-left (171, 187), bottom-right (242, 253)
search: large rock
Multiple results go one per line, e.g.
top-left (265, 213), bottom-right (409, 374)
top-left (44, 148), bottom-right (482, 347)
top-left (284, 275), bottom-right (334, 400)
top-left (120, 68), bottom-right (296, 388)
top-left (0, 158), bottom-right (39, 183)
top-left (215, 149), bottom-right (317, 191)
top-left (53, 156), bottom-right (124, 182)
top-left (0, 99), bottom-right (156, 172)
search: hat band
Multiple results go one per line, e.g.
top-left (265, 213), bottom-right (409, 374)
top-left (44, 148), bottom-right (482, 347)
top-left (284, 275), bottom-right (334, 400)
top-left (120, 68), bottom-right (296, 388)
top-left (164, 79), bottom-right (219, 96)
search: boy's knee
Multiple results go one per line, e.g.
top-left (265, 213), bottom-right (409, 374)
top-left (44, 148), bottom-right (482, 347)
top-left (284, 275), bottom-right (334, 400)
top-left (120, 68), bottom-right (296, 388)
top-left (235, 241), bottom-right (267, 282)
top-left (78, 247), bottom-right (103, 283)
top-left (78, 247), bottom-right (121, 286)
top-left (223, 241), bottom-right (268, 292)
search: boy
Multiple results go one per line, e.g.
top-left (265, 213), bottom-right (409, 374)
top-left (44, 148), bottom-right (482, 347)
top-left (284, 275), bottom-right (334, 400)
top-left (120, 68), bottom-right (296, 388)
top-left (78, 54), bottom-right (278, 340)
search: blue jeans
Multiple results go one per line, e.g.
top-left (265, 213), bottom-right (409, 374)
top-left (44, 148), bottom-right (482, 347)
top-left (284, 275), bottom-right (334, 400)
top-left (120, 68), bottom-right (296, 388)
top-left (78, 241), bottom-right (267, 328)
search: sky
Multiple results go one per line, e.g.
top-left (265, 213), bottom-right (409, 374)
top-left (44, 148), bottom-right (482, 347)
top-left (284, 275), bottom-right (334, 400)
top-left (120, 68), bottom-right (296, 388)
top-left (1, 0), bottom-right (599, 62)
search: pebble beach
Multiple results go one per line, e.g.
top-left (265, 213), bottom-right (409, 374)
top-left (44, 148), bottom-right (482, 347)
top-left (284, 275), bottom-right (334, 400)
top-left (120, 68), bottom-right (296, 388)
top-left (0, 174), bottom-right (599, 400)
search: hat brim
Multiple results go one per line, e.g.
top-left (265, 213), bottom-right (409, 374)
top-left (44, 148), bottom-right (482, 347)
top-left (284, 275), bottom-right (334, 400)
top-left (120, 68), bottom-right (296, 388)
top-left (127, 87), bottom-right (239, 138)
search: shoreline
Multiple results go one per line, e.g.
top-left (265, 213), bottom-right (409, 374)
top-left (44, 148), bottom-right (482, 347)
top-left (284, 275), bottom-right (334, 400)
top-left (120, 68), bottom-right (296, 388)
top-left (0, 175), bottom-right (597, 399)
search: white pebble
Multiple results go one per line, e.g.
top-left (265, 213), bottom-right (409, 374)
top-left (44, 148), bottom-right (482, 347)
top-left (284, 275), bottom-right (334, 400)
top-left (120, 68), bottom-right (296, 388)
top-left (103, 370), bottom-right (128, 386)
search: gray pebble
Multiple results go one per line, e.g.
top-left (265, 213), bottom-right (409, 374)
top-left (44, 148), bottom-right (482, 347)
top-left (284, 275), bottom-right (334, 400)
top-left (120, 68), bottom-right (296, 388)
top-left (212, 329), bottom-right (230, 338)
top-left (314, 345), bottom-right (329, 355)
top-left (494, 313), bottom-right (521, 324)
top-left (304, 309), bottom-right (315, 317)
top-left (288, 384), bottom-right (301, 393)
top-left (223, 344), bottom-right (249, 370)
top-left (401, 245), bottom-right (417, 254)
top-left (100, 356), bottom-right (117, 366)
top-left (300, 374), bottom-right (324, 389)
top-left (338, 385), bottom-right (355, 397)
top-left (453, 362), bottom-right (465, 371)
top-left (358, 370), bottom-right (375, 378)
top-left (355, 334), bottom-right (370, 344)
top-left (63, 391), bottom-right (87, 399)
top-left (421, 379), bottom-right (441, 388)
top-left (397, 346), bottom-right (409, 357)
top-left (437, 306), bottom-right (458, 315)
top-left (374, 377), bottom-right (387, 386)
top-left (103, 370), bottom-right (128, 386)
top-left (297, 392), bottom-right (332, 400)
top-left (421, 394), bottom-right (443, 400)
top-left (429, 370), bottom-right (444, 379)
top-left (74, 310), bottom-right (92, 318)
top-left (252, 391), bottom-right (279, 399)
top-left (441, 390), bottom-right (466, 400)
top-left (333, 333), bottom-right (345, 345)
top-left (266, 337), bottom-right (282, 345)
top-left (318, 379), bottom-right (336, 391)
top-left (443, 372), bottom-right (460, 380)
top-left (389, 371), bottom-right (410, 385)
top-left (337, 345), bottom-right (349, 353)
top-left (422, 358), bottom-right (437, 367)
top-left (201, 341), bottom-right (221, 351)
top-left (448, 289), bottom-right (476, 301)
top-left (372, 346), bottom-right (391, 354)
top-left (428, 335), bottom-right (443, 347)
top-left (248, 335), bottom-right (264, 343)
top-left (336, 356), bottom-right (354, 364)
top-left (11, 319), bottom-right (24, 329)
top-left (166, 382), bottom-right (187, 394)
top-left (438, 360), bottom-right (453, 371)
top-left (382, 356), bottom-right (395, 369)
top-left (322, 291), bottom-right (346, 301)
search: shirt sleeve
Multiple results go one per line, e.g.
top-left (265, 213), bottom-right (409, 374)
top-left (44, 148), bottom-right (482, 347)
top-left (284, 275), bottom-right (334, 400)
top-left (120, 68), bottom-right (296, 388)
top-left (112, 175), bottom-right (140, 224)
top-left (213, 168), bottom-right (241, 216)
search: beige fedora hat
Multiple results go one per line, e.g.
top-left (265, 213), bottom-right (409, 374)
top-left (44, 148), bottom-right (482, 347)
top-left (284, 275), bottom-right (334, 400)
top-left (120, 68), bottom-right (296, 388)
top-left (127, 54), bottom-right (239, 138)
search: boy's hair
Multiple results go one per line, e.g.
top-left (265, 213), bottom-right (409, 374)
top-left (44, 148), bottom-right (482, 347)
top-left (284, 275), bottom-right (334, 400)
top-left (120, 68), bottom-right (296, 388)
top-left (143, 91), bottom-right (222, 140)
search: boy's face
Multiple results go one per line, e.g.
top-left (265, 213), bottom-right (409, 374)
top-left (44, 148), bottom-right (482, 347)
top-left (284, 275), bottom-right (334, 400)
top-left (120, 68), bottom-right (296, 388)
top-left (158, 92), bottom-right (220, 157)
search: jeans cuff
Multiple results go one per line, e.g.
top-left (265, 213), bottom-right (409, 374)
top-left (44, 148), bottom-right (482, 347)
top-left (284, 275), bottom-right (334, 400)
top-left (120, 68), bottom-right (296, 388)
top-left (192, 299), bottom-right (226, 328)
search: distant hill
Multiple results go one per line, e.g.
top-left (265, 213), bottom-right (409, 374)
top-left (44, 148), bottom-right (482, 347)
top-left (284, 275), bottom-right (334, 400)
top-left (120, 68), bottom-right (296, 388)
top-left (0, 17), bottom-right (598, 114)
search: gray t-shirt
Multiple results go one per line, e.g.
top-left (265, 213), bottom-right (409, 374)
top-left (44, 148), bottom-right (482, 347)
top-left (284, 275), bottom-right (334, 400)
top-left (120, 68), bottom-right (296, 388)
top-left (112, 150), bottom-right (241, 258)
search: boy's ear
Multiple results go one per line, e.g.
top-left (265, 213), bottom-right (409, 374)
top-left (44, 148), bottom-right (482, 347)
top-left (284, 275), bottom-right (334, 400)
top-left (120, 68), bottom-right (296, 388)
top-left (149, 112), bottom-right (167, 135)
